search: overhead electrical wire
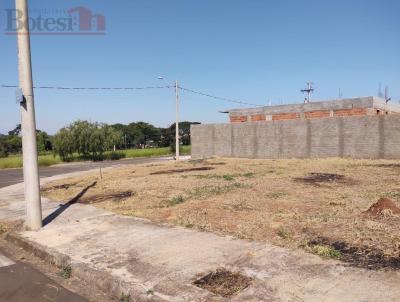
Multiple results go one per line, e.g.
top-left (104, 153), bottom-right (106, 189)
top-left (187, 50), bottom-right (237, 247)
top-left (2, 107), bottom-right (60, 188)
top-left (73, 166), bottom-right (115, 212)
top-left (179, 86), bottom-right (262, 107)
top-left (0, 84), bottom-right (174, 90)
top-left (0, 83), bottom-right (263, 107)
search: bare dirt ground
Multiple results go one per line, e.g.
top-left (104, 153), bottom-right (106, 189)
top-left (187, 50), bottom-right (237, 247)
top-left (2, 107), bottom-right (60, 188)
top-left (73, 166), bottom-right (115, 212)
top-left (41, 157), bottom-right (400, 270)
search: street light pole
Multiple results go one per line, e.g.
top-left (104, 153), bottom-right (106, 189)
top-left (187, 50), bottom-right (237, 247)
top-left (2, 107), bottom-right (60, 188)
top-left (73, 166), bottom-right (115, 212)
top-left (16, 0), bottom-right (42, 230)
top-left (175, 80), bottom-right (180, 160)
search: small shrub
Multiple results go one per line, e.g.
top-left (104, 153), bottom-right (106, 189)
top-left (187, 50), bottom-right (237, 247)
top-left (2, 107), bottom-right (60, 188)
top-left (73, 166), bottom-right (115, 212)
top-left (311, 245), bottom-right (342, 259)
top-left (58, 265), bottom-right (72, 279)
top-left (106, 151), bottom-right (126, 161)
top-left (169, 195), bottom-right (186, 206)
top-left (277, 226), bottom-right (290, 239)
top-left (223, 175), bottom-right (234, 181)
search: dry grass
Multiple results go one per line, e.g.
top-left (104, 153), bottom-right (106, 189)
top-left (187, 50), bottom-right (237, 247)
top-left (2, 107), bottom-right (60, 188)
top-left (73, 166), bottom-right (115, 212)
top-left (0, 224), bottom-right (6, 235)
top-left (42, 157), bottom-right (400, 263)
top-left (194, 268), bottom-right (253, 297)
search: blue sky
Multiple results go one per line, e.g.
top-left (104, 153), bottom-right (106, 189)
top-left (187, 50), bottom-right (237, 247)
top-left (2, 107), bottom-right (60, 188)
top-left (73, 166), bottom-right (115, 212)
top-left (1, 0), bottom-right (399, 134)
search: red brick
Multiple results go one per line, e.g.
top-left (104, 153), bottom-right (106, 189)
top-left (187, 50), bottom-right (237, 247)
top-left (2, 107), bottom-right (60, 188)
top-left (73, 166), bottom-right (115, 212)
top-left (272, 113), bottom-right (300, 121)
top-left (334, 108), bottom-right (367, 116)
top-left (230, 115), bottom-right (248, 123)
top-left (304, 111), bottom-right (331, 119)
top-left (251, 114), bottom-right (266, 122)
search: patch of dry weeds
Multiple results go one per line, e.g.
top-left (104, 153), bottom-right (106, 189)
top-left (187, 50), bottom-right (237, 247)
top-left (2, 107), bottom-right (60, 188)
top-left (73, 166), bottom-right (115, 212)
top-left (194, 268), bottom-right (252, 297)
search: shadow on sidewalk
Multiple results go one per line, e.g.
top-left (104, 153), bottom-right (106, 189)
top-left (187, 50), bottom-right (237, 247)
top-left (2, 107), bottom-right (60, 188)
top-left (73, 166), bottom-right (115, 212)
top-left (43, 181), bottom-right (97, 226)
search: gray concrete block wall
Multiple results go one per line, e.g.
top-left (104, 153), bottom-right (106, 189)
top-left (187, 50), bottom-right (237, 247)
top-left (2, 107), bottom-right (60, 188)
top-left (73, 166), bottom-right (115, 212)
top-left (214, 124), bottom-right (232, 157)
top-left (342, 117), bottom-right (381, 158)
top-left (254, 123), bottom-right (281, 158)
top-left (191, 125), bottom-right (214, 158)
top-left (382, 115), bottom-right (400, 158)
top-left (280, 120), bottom-right (309, 158)
top-left (232, 124), bottom-right (256, 158)
top-left (310, 118), bottom-right (341, 158)
top-left (191, 115), bottom-right (400, 159)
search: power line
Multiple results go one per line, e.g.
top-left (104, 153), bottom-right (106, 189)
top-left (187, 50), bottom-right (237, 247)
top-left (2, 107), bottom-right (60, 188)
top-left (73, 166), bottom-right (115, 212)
top-left (0, 84), bottom-right (174, 90)
top-left (179, 86), bottom-right (263, 107)
top-left (1, 83), bottom-right (263, 107)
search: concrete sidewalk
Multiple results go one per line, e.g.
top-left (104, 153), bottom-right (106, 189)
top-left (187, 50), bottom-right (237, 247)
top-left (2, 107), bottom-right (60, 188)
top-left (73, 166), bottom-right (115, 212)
top-left (1, 174), bottom-right (400, 301)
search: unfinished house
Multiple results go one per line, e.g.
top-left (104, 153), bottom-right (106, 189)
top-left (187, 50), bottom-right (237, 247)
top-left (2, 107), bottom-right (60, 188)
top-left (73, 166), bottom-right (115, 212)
top-left (191, 97), bottom-right (400, 159)
top-left (228, 97), bottom-right (400, 123)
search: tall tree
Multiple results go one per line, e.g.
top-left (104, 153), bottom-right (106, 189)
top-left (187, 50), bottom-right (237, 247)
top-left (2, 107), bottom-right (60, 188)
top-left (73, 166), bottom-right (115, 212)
top-left (168, 121), bottom-right (200, 146)
top-left (53, 121), bottom-right (122, 161)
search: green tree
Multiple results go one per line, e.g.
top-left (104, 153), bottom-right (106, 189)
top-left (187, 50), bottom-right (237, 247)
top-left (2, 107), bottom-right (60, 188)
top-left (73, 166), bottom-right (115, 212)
top-left (8, 124), bottom-right (21, 136)
top-left (104, 125), bottom-right (123, 150)
top-left (0, 136), bottom-right (9, 158)
top-left (159, 127), bottom-right (173, 148)
top-left (4, 134), bottom-right (22, 154)
top-left (36, 130), bottom-right (53, 153)
top-left (167, 121), bottom-right (200, 147)
top-left (125, 123), bottom-right (145, 147)
top-left (70, 120), bottom-right (93, 157)
top-left (0, 125), bottom-right (53, 157)
top-left (53, 121), bottom-right (123, 161)
top-left (53, 127), bottom-right (74, 161)
top-left (111, 123), bottom-right (128, 149)
top-left (135, 122), bottom-right (161, 146)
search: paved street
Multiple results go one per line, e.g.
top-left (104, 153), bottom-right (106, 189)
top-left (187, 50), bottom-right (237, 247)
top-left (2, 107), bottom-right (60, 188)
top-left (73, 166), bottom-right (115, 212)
top-left (0, 248), bottom-right (87, 302)
top-left (0, 156), bottom-right (172, 188)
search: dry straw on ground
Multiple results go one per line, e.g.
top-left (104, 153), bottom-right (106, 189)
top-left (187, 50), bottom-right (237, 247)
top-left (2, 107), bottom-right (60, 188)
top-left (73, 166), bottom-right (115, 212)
top-left (42, 157), bottom-right (400, 268)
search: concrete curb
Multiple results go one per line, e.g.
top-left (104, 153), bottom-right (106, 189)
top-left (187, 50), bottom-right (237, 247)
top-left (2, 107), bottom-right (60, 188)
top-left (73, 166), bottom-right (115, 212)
top-left (6, 232), bottom-right (167, 302)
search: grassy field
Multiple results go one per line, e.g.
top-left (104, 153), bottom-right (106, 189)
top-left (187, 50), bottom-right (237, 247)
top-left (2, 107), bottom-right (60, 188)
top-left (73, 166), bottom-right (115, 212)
top-left (0, 154), bottom-right (62, 169)
top-left (122, 145), bottom-right (191, 158)
top-left (0, 146), bottom-right (191, 169)
top-left (42, 157), bottom-right (400, 269)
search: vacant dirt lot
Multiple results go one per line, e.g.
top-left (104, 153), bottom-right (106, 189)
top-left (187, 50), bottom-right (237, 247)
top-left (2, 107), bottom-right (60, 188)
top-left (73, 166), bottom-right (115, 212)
top-left (42, 157), bottom-right (400, 269)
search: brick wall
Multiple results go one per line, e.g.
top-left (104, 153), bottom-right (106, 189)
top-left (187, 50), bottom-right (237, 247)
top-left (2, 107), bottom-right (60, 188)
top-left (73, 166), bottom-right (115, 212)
top-left (230, 108), bottom-right (373, 123)
top-left (305, 111), bottom-right (331, 119)
top-left (334, 108), bottom-right (367, 116)
top-left (272, 113), bottom-right (300, 121)
top-left (230, 115), bottom-right (248, 123)
top-left (251, 114), bottom-right (266, 122)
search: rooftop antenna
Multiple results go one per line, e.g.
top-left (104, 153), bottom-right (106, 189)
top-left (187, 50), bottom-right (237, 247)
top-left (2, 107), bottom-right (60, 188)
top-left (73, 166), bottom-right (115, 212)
top-left (301, 82), bottom-right (314, 103)
top-left (385, 86), bottom-right (391, 103)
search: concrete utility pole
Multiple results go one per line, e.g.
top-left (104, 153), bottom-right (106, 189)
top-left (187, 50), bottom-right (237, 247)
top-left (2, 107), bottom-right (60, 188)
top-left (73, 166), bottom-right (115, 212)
top-left (175, 80), bottom-right (180, 160)
top-left (16, 0), bottom-right (42, 230)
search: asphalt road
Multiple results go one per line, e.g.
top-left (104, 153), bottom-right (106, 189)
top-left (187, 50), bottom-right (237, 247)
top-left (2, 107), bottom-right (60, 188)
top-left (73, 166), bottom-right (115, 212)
top-left (0, 157), bottom-right (171, 189)
top-left (0, 249), bottom-right (87, 302)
